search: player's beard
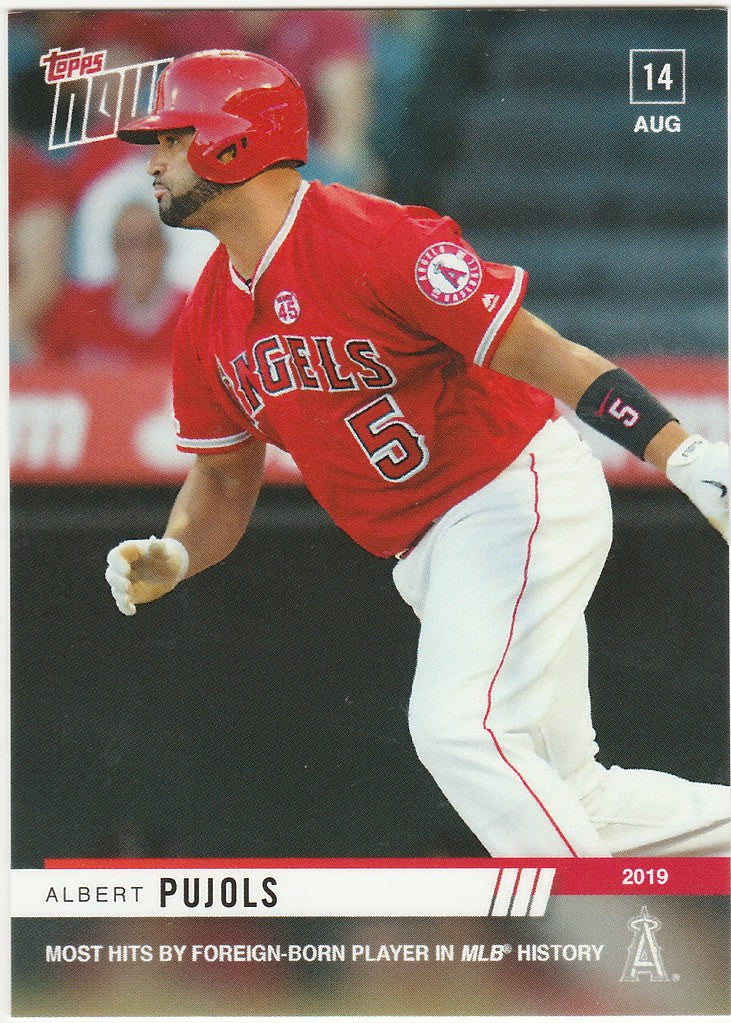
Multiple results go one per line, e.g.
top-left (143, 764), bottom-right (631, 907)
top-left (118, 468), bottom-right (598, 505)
top-left (158, 176), bottom-right (236, 228)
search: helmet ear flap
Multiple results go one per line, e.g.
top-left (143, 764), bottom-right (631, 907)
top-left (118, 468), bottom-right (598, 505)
top-left (187, 124), bottom-right (256, 183)
top-left (216, 138), bottom-right (248, 167)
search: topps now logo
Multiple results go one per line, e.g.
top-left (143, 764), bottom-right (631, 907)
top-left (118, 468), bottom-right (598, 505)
top-left (40, 46), bottom-right (171, 151)
top-left (40, 46), bottom-right (106, 84)
top-left (415, 241), bottom-right (483, 305)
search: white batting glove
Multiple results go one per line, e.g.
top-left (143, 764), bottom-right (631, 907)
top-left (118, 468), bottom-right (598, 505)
top-left (105, 536), bottom-right (189, 616)
top-left (666, 435), bottom-right (729, 542)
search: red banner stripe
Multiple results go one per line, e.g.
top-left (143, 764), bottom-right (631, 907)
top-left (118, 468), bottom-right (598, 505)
top-left (42, 856), bottom-right (730, 896)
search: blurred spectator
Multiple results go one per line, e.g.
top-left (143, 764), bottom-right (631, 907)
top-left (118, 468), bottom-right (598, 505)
top-left (37, 202), bottom-right (188, 367)
top-left (7, 9), bottom-right (215, 290)
top-left (16, 9), bottom-right (218, 288)
top-left (9, 138), bottom-right (69, 363)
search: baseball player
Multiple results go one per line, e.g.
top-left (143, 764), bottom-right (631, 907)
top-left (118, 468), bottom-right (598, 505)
top-left (105, 50), bottom-right (730, 857)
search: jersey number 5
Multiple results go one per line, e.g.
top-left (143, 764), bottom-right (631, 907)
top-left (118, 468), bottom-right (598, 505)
top-left (345, 395), bottom-right (430, 483)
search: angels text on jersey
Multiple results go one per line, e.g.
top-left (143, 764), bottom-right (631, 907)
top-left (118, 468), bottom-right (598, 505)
top-left (215, 333), bottom-right (429, 484)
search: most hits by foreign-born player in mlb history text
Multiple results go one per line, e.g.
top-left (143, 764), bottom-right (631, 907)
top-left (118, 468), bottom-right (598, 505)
top-left (8, 5), bottom-right (730, 1020)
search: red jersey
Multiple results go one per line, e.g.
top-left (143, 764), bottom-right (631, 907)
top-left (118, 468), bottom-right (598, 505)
top-left (173, 181), bottom-right (555, 557)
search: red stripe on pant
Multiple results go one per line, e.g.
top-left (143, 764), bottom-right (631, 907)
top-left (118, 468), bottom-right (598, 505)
top-left (482, 452), bottom-right (579, 858)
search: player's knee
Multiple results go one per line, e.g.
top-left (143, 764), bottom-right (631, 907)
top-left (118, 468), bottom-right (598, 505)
top-left (408, 689), bottom-right (441, 764)
top-left (407, 681), bottom-right (469, 768)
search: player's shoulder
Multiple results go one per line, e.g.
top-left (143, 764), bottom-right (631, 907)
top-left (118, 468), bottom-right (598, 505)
top-left (180, 243), bottom-right (229, 311)
top-left (170, 243), bottom-right (229, 355)
top-left (191, 240), bottom-right (230, 286)
top-left (302, 180), bottom-right (456, 253)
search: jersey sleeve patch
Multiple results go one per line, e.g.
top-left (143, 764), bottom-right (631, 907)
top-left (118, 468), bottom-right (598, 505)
top-left (415, 242), bottom-right (483, 306)
top-left (372, 212), bottom-right (528, 367)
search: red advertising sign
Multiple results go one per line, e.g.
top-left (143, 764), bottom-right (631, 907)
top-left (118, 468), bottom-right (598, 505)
top-left (9, 357), bottom-right (728, 486)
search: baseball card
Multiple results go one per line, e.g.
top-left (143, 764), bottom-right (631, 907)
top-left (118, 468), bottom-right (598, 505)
top-left (7, 3), bottom-right (730, 1021)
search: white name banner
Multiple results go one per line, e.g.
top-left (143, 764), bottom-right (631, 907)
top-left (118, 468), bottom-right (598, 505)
top-left (12, 867), bottom-right (555, 918)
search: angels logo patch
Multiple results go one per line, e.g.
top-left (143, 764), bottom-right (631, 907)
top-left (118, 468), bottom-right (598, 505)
top-left (415, 242), bottom-right (482, 305)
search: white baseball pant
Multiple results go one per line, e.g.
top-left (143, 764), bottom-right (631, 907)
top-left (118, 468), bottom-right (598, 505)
top-left (392, 416), bottom-right (731, 857)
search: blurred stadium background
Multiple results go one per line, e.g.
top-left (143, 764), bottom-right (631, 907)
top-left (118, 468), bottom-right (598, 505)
top-left (9, 6), bottom-right (728, 863)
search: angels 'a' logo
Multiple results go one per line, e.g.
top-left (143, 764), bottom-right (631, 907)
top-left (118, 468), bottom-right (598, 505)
top-left (620, 906), bottom-right (671, 982)
top-left (415, 242), bottom-right (482, 306)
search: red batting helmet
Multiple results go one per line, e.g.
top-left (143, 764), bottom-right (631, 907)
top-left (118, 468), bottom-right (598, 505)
top-left (117, 50), bottom-right (308, 184)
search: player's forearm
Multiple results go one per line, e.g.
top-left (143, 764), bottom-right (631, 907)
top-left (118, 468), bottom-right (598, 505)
top-left (164, 444), bottom-right (266, 578)
top-left (490, 308), bottom-right (690, 471)
top-left (491, 308), bottom-right (615, 407)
